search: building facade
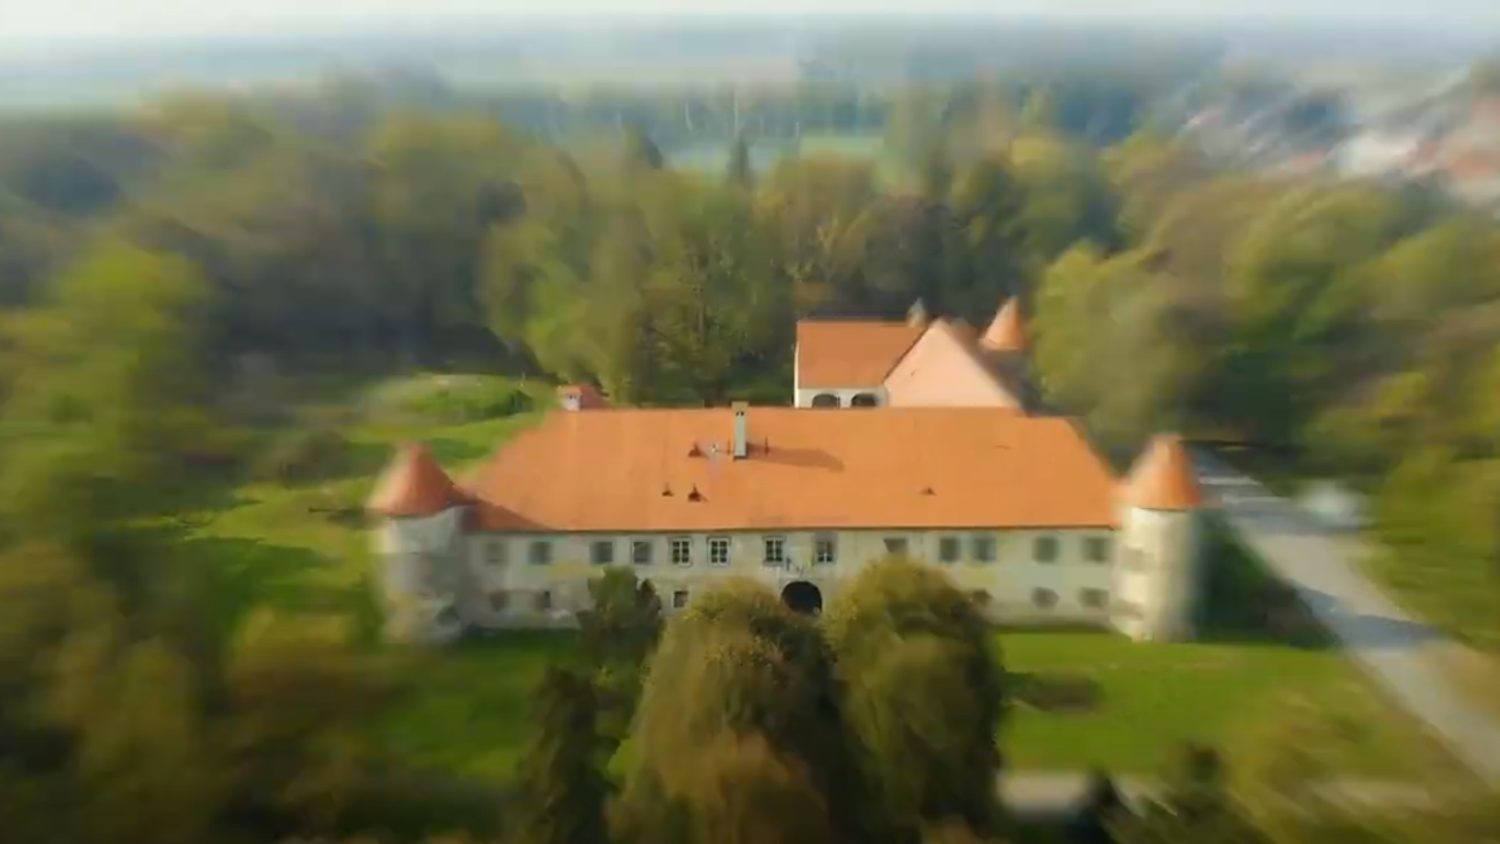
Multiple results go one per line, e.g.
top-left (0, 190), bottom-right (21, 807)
top-left (367, 302), bottom-right (1205, 645)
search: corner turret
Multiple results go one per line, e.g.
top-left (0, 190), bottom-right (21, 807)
top-left (368, 444), bottom-right (471, 644)
top-left (1111, 434), bottom-right (1204, 642)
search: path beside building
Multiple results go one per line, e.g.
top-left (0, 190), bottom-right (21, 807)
top-left (1191, 450), bottom-right (1500, 787)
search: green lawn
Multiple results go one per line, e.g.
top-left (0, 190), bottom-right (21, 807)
top-left (177, 383), bottom-right (1467, 785)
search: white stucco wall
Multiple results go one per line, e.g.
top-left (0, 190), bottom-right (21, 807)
top-left (454, 526), bottom-right (1117, 629)
top-left (1110, 507), bottom-right (1200, 642)
top-left (792, 386), bottom-right (889, 408)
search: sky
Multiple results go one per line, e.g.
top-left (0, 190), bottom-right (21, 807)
top-left (3, 0), bottom-right (1499, 46)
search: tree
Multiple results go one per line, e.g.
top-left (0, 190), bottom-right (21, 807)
top-left (615, 579), bottom-right (874, 844)
top-left (823, 557), bottom-right (1006, 838)
top-left (577, 569), bottom-right (663, 749)
top-left (511, 666), bottom-right (612, 844)
top-left (726, 134), bottom-right (754, 188)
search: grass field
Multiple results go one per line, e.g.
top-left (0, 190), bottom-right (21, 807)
top-left (178, 377), bottom-right (1467, 784)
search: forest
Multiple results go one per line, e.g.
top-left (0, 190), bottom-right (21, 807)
top-left (0, 67), bottom-right (1497, 842)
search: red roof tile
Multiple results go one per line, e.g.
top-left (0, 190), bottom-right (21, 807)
top-left (795, 321), bottom-right (926, 388)
top-left (367, 443), bottom-right (468, 517)
top-left (1122, 434), bottom-right (1202, 511)
top-left (462, 407), bottom-right (1118, 533)
top-left (980, 298), bottom-right (1027, 352)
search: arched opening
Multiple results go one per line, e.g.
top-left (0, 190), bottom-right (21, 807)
top-left (811, 393), bottom-right (840, 408)
top-left (781, 581), bottom-right (823, 616)
top-left (850, 393), bottom-right (880, 408)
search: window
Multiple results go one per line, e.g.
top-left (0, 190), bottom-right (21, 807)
top-left (672, 589), bottom-right (689, 609)
top-left (529, 540), bottom-right (553, 566)
top-left (709, 536), bottom-right (731, 567)
top-left (938, 537), bottom-right (961, 563)
top-left (535, 591), bottom-right (553, 611)
top-left (1033, 536), bottom-right (1059, 563)
top-left (1084, 536), bottom-right (1112, 564)
top-left (485, 539), bottom-right (508, 566)
top-left (1032, 588), bottom-right (1058, 610)
top-left (488, 591), bottom-right (509, 612)
top-left (591, 540), bottom-right (615, 565)
top-left (850, 393), bottom-right (879, 408)
top-left (763, 536), bottom-right (787, 566)
top-left (814, 534), bottom-right (838, 565)
top-left (811, 393), bottom-right (840, 408)
top-left (1080, 588), bottom-right (1109, 609)
top-left (670, 537), bottom-right (693, 567)
top-left (971, 535), bottom-right (997, 563)
top-left (883, 537), bottom-right (909, 556)
top-left (631, 539), bottom-right (654, 566)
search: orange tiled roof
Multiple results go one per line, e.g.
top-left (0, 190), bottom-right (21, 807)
top-left (980, 298), bottom-right (1027, 352)
top-left (462, 407), bottom-right (1118, 533)
top-left (367, 443), bottom-right (469, 517)
top-left (795, 320), bottom-right (926, 388)
top-left (1122, 434), bottom-right (1202, 511)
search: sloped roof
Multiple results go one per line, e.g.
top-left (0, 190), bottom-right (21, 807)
top-left (795, 320), bottom-right (926, 389)
top-left (1122, 434), bottom-right (1202, 511)
top-left (558, 383), bottom-right (609, 409)
top-left (980, 298), bottom-right (1027, 353)
top-left (882, 319), bottom-right (1025, 409)
top-left (462, 407), bottom-right (1118, 533)
top-left (367, 443), bottom-right (469, 517)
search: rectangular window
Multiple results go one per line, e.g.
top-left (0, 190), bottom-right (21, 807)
top-left (709, 536), bottom-right (731, 567)
top-left (631, 539), bottom-right (654, 566)
top-left (1081, 588), bottom-right (1109, 609)
top-left (1084, 536), bottom-right (1112, 564)
top-left (883, 537), bottom-right (909, 556)
top-left (528, 540), bottom-right (553, 566)
top-left (814, 534), bottom-right (837, 565)
top-left (763, 536), bottom-right (786, 566)
top-left (672, 589), bottom-right (689, 609)
top-left (1033, 536), bottom-right (1059, 563)
top-left (1032, 588), bottom-right (1058, 609)
top-left (938, 536), bottom-right (961, 563)
top-left (485, 539), bottom-right (508, 566)
top-left (591, 540), bottom-right (615, 565)
top-left (535, 590), bottom-right (553, 611)
top-left (971, 535), bottom-right (997, 563)
top-left (670, 537), bottom-right (693, 567)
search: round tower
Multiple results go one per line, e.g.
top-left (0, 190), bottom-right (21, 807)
top-left (366, 443), bottom-right (470, 645)
top-left (1112, 434), bottom-right (1204, 643)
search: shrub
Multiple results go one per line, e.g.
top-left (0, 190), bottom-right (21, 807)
top-left (253, 424), bottom-right (354, 485)
top-left (390, 376), bottom-right (534, 424)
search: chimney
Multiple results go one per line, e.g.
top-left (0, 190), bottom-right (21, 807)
top-left (732, 402), bottom-right (748, 459)
top-left (557, 385), bottom-right (582, 412)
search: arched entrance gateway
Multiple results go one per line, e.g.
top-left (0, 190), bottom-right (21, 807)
top-left (781, 581), bottom-right (823, 615)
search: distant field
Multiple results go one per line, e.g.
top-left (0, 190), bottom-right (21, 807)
top-left (178, 377), bottom-right (1465, 785)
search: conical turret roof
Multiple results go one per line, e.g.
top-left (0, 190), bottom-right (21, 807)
top-left (1123, 434), bottom-right (1202, 511)
top-left (980, 297), bottom-right (1027, 352)
top-left (366, 443), bottom-right (466, 517)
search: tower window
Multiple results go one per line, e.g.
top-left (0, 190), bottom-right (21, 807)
top-left (1033, 536), bottom-right (1059, 563)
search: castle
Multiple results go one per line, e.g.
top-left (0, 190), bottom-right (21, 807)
top-left (367, 299), bottom-right (1205, 645)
